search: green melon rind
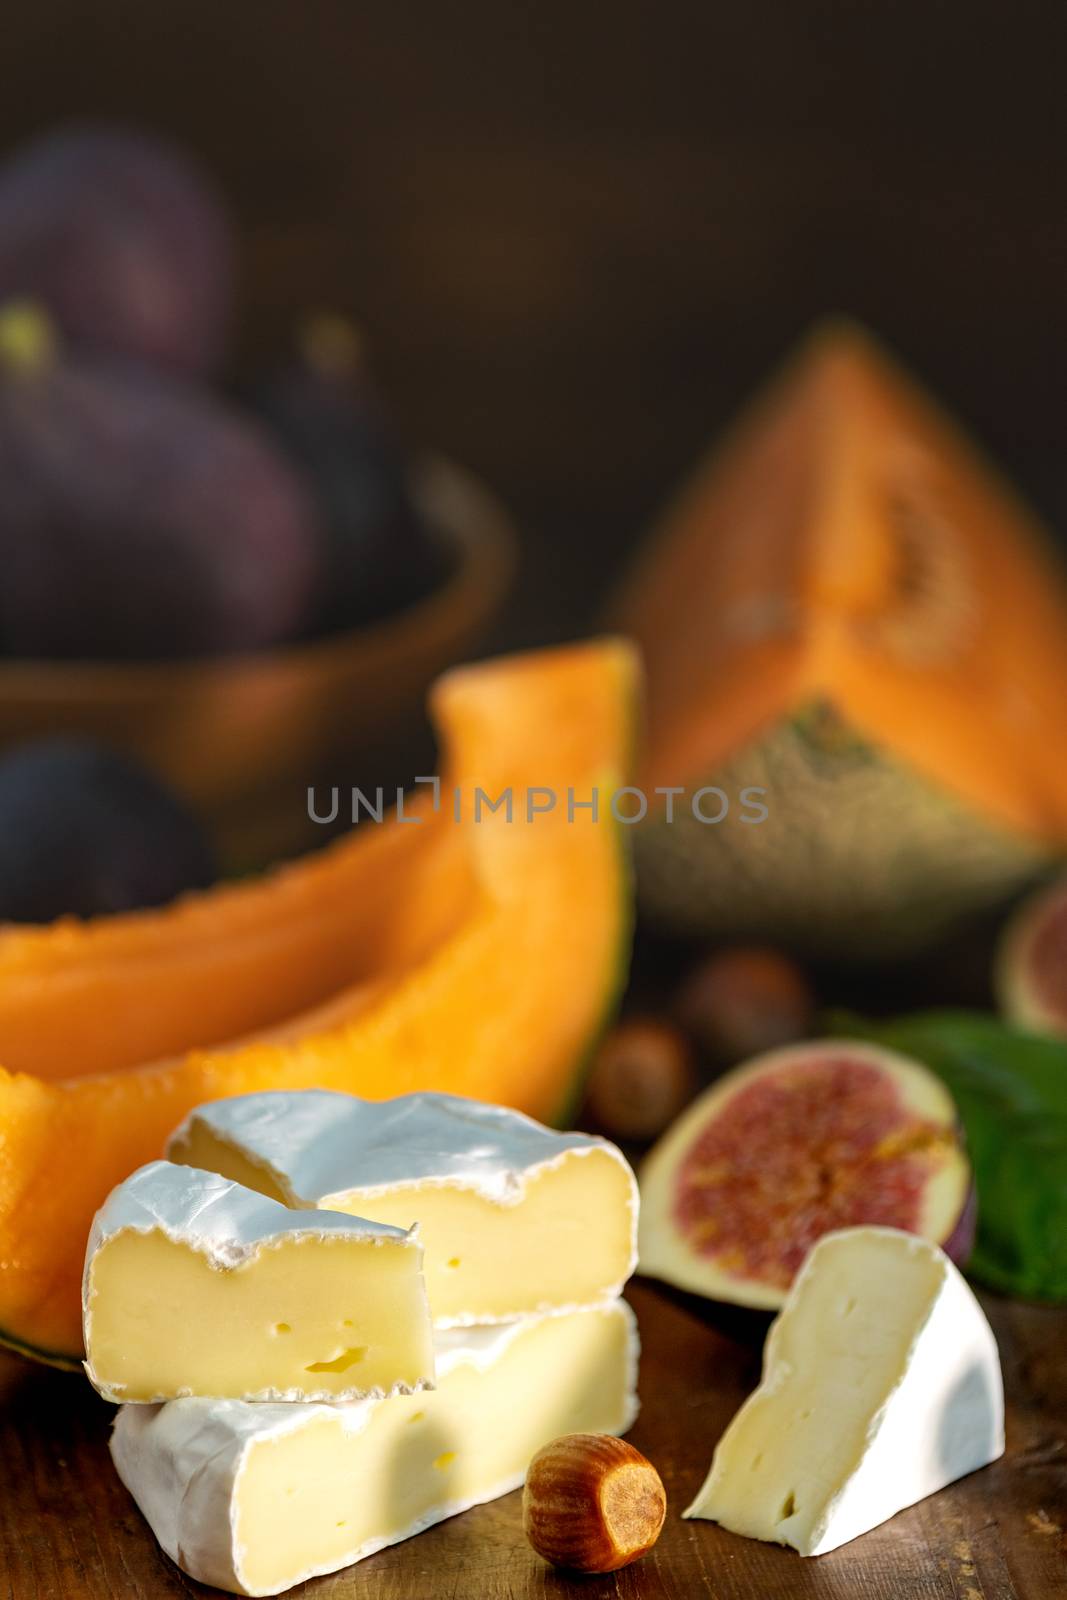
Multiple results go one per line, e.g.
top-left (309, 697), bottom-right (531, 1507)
top-left (552, 655), bottom-right (642, 1128)
top-left (636, 701), bottom-right (1051, 960)
top-left (0, 1323), bottom-right (80, 1371)
top-left (552, 781), bottom-right (636, 1130)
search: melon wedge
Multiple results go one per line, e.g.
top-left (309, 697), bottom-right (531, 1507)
top-left (0, 639), bottom-right (637, 1366)
top-left (612, 322), bottom-right (1067, 957)
top-left (0, 750), bottom-right (465, 1081)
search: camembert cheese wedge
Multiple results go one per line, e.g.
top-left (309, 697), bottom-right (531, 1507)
top-left (684, 1226), bottom-right (1004, 1555)
top-left (110, 1300), bottom-right (639, 1597)
top-left (168, 1090), bottom-right (638, 1326)
top-left (83, 1161), bottom-right (434, 1404)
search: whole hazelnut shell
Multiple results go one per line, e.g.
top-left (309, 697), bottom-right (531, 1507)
top-left (523, 1432), bottom-right (667, 1573)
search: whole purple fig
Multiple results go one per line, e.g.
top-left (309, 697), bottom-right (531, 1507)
top-left (0, 737), bottom-right (216, 921)
top-left (0, 304), bottom-right (323, 660)
top-left (0, 123), bottom-right (234, 375)
top-left (249, 314), bottom-right (447, 631)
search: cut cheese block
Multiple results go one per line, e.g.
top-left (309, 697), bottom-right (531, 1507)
top-left (167, 1090), bottom-right (638, 1326)
top-left (83, 1161), bottom-right (433, 1404)
top-left (684, 1226), bottom-right (1004, 1555)
top-left (110, 1299), bottom-right (639, 1598)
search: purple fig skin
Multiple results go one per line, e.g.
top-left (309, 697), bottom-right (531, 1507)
top-left (0, 736), bottom-right (216, 921)
top-left (941, 1178), bottom-right (978, 1269)
top-left (995, 877), bottom-right (1067, 1038)
top-left (0, 125), bottom-right (233, 375)
top-left (639, 1039), bottom-right (978, 1312)
top-left (248, 320), bottom-right (446, 632)
top-left (0, 346), bottom-right (323, 660)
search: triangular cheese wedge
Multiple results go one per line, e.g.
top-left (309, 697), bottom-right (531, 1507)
top-left (684, 1226), bottom-right (1003, 1555)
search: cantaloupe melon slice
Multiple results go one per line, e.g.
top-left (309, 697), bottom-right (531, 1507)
top-left (613, 322), bottom-right (1067, 956)
top-left (0, 640), bottom-right (636, 1366)
top-left (0, 806), bottom-right (470, 1079)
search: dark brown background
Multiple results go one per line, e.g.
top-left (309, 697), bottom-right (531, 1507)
top-left (3, 1), bottom-right (1066, 644)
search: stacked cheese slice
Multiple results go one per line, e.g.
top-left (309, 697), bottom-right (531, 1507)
top-left (89, 1091), bottom-right (640, 1597)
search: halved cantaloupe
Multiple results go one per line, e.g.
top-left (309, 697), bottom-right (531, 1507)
top-left (0, 639), bottom-right (637, 1366)
top-left (612, 321), bottom-right (1067, 957)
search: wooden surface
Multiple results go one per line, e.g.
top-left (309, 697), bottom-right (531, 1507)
top-left (1, 1278), bottom-right (1063, 1598)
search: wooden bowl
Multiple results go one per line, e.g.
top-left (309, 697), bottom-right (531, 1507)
top-left (0, 457), bottom-right (516, 869)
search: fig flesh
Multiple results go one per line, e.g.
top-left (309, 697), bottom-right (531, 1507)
top-left (639, 1040), bottom-right (974, 1309)
top-left (0, 306), bottom-right (322, 660)
top-left (0, 124), bottom-right (233, 375)
top-left (995, 875), bottom-right (1067, 1037)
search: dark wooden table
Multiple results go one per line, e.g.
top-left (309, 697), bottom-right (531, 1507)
top-left (2, 1279), bottom-right (1063, 1598)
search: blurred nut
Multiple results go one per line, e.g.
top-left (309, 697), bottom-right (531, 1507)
top-left (675, 945), bottom-right (815, 1064)
top-left (584, 1017), bottom-right (697, 1141)
top-left (523, 1432), bottom-right (667, 1573)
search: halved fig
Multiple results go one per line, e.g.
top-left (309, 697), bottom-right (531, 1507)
top-left (638, 1040), bottom-right (974, 1309)
top-left (995, 875), bottom-right (1067, 1037)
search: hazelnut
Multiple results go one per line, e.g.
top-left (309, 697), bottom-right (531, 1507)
top-left (675, 945), bottom-right (814, 1064)
top-left (583, 1017), bottom-right (696, 1142)
top-left (523, 1432), bottom-right (667, 1573)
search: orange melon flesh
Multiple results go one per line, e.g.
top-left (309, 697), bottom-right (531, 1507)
top-left (0, 639), bottom-right (637, 1366)
top-left (0, 767), bottom-right (468, 1079)
top-left (617, 321), bottom-right (1067, 845)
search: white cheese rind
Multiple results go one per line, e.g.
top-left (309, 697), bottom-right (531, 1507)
top-left (85, 1159), bottom-right (411, 1270)
top-left (83, 1161), bottom-right (429, 1404)
top-left (167, 1091), bottom-right (640, 1326)
top-left (110, 1300), bottom-right (640, 1597)
top-left (168, 1088), bottom-right (636, 1210)
top-left (684, 1226), bottom-right (1004, 1556)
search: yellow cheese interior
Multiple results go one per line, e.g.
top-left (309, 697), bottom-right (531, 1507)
top-left (689, 1230), bottom-right (944, 1549)
top-left (236, 1304), bottom-right (634, 1595)
top-left (175, 1133), bottom-right (634, 1324)
top-left (86, 1230), bottom-right (432, 1402)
